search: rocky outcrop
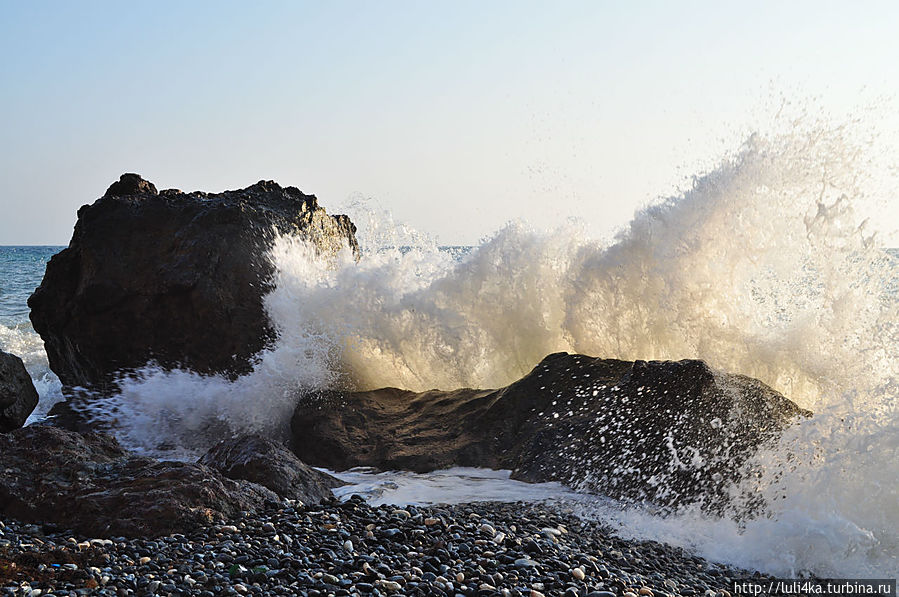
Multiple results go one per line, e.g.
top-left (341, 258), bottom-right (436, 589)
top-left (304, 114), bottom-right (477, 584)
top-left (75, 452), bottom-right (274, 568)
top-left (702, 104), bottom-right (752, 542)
top-left (291, 353), bottom-right (810, 511)
top-left (0, 350), bottom-right (39, 431)
top-left (0, 425), bottom-right (279, 538)
top-left (29, 174), bottom-right (358, 390)
top-left (199, 434), bottom-right (344, 504)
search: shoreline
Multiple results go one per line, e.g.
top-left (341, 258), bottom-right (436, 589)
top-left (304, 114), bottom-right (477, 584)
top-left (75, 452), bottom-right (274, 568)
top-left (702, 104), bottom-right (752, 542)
top-left (0, 498), bottom-right (777, 597)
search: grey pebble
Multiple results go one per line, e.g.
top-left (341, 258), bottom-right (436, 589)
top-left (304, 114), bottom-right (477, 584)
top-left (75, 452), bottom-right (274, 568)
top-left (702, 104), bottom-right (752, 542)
top-left (0, 498), bottom-right (787, 597)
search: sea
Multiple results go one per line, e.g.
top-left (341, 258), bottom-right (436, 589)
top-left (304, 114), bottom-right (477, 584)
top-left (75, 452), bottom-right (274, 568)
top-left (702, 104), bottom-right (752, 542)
top-left (1, 126), bottom-right (898, 579)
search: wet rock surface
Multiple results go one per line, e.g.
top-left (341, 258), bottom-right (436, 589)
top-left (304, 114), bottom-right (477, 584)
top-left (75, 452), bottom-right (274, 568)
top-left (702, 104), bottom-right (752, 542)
top-left (0, 426), bottom-right (278, 538)
top-left (292, 386), bottom-right (502, 474)
top-left (200, 434), bottom-right (346, 504)
top-left (0, 498), bottom-right (783, 596)
top-left (292, 353), bottom-right (810, 511)
top-left (0, 350), bottom-right (39, 432)
top-left (28, 174), bottom-right (359, 391)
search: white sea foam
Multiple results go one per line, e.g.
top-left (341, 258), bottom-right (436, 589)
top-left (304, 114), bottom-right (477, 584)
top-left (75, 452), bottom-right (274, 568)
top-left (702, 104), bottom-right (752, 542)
top-left (329, 467), bottom-right (586, 507)
top-left (83, 115), bottom-right (898, 577)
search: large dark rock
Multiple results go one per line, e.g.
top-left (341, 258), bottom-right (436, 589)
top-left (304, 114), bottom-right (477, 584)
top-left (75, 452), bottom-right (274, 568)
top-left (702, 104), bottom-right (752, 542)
top-left (199, 434), bottom-right (344, 504)
top-left (0, 350), bottom-right (39, 431)
top-left (0, 425), bottom-right (278, 537)
top-left (291, 353), bottom-right (810, 511)
top-left (29, 174), bottom-right (358, 390)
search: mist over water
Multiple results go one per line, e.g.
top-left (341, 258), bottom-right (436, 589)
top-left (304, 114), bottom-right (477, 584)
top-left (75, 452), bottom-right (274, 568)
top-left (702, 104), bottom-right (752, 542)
top-left (3, 116), bottom-right (898, 577)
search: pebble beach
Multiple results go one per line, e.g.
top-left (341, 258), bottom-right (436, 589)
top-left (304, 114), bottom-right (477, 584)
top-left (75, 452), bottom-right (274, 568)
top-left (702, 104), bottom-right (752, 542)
top-left (0, 498), bottom-right (767, 597)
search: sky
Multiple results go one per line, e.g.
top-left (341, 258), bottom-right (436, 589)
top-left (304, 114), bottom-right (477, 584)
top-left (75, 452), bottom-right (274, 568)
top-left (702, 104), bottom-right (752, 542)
top-left (1, 0), bottom-right (898, 245)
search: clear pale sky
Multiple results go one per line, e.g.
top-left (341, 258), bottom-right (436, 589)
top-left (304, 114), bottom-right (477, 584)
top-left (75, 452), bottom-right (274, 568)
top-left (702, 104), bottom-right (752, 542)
top-left (1, 1), bottom-right (898, 245)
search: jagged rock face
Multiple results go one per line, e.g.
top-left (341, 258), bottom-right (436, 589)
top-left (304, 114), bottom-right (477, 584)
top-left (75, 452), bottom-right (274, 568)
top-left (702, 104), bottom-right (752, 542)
top-left (291, 353), bottom-right (810, 511)
top-left (199, 434), bottom-right (344, 504)
top-left (0, 426), bottom-right (278, 537)
top-left (0, 350), bottom-right (39, 432)
top-left (28, 174), bottom-right (358, 390)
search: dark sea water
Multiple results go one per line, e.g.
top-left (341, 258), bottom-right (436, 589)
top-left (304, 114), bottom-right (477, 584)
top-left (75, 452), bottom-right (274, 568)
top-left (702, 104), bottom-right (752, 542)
top-left (0, 246), bottom-right (62, 324)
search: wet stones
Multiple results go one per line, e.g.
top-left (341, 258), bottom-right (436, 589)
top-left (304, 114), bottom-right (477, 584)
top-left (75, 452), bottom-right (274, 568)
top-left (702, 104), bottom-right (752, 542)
top-left (0, 499), bottom-right (780, 597)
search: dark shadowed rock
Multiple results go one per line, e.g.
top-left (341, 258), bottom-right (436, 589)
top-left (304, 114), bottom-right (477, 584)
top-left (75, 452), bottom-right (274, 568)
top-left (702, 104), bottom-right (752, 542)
top-left (28, 174), bottom-right (358, 391)
top-left (0, 350), bottom-right (39, 432)
top-left (199, 434), bottom-right (344, 504)
top-left (0, 426), bottom-right (277, 537)
top-left (291, 353), bottom-right (810, 511)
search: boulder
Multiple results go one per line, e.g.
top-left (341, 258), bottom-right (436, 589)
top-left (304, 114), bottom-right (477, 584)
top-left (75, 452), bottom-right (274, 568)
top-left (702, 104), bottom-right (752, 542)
top-left (0, 425), bottom-right (278, 537)
top-left (0, 350), bottom-right (39, 431)
top-left (199, 434), bottom-right (344, 504)
top-left (28, 174), bottom-right (358, 391)
top-left (291, 353), bottom-right (810, 511)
